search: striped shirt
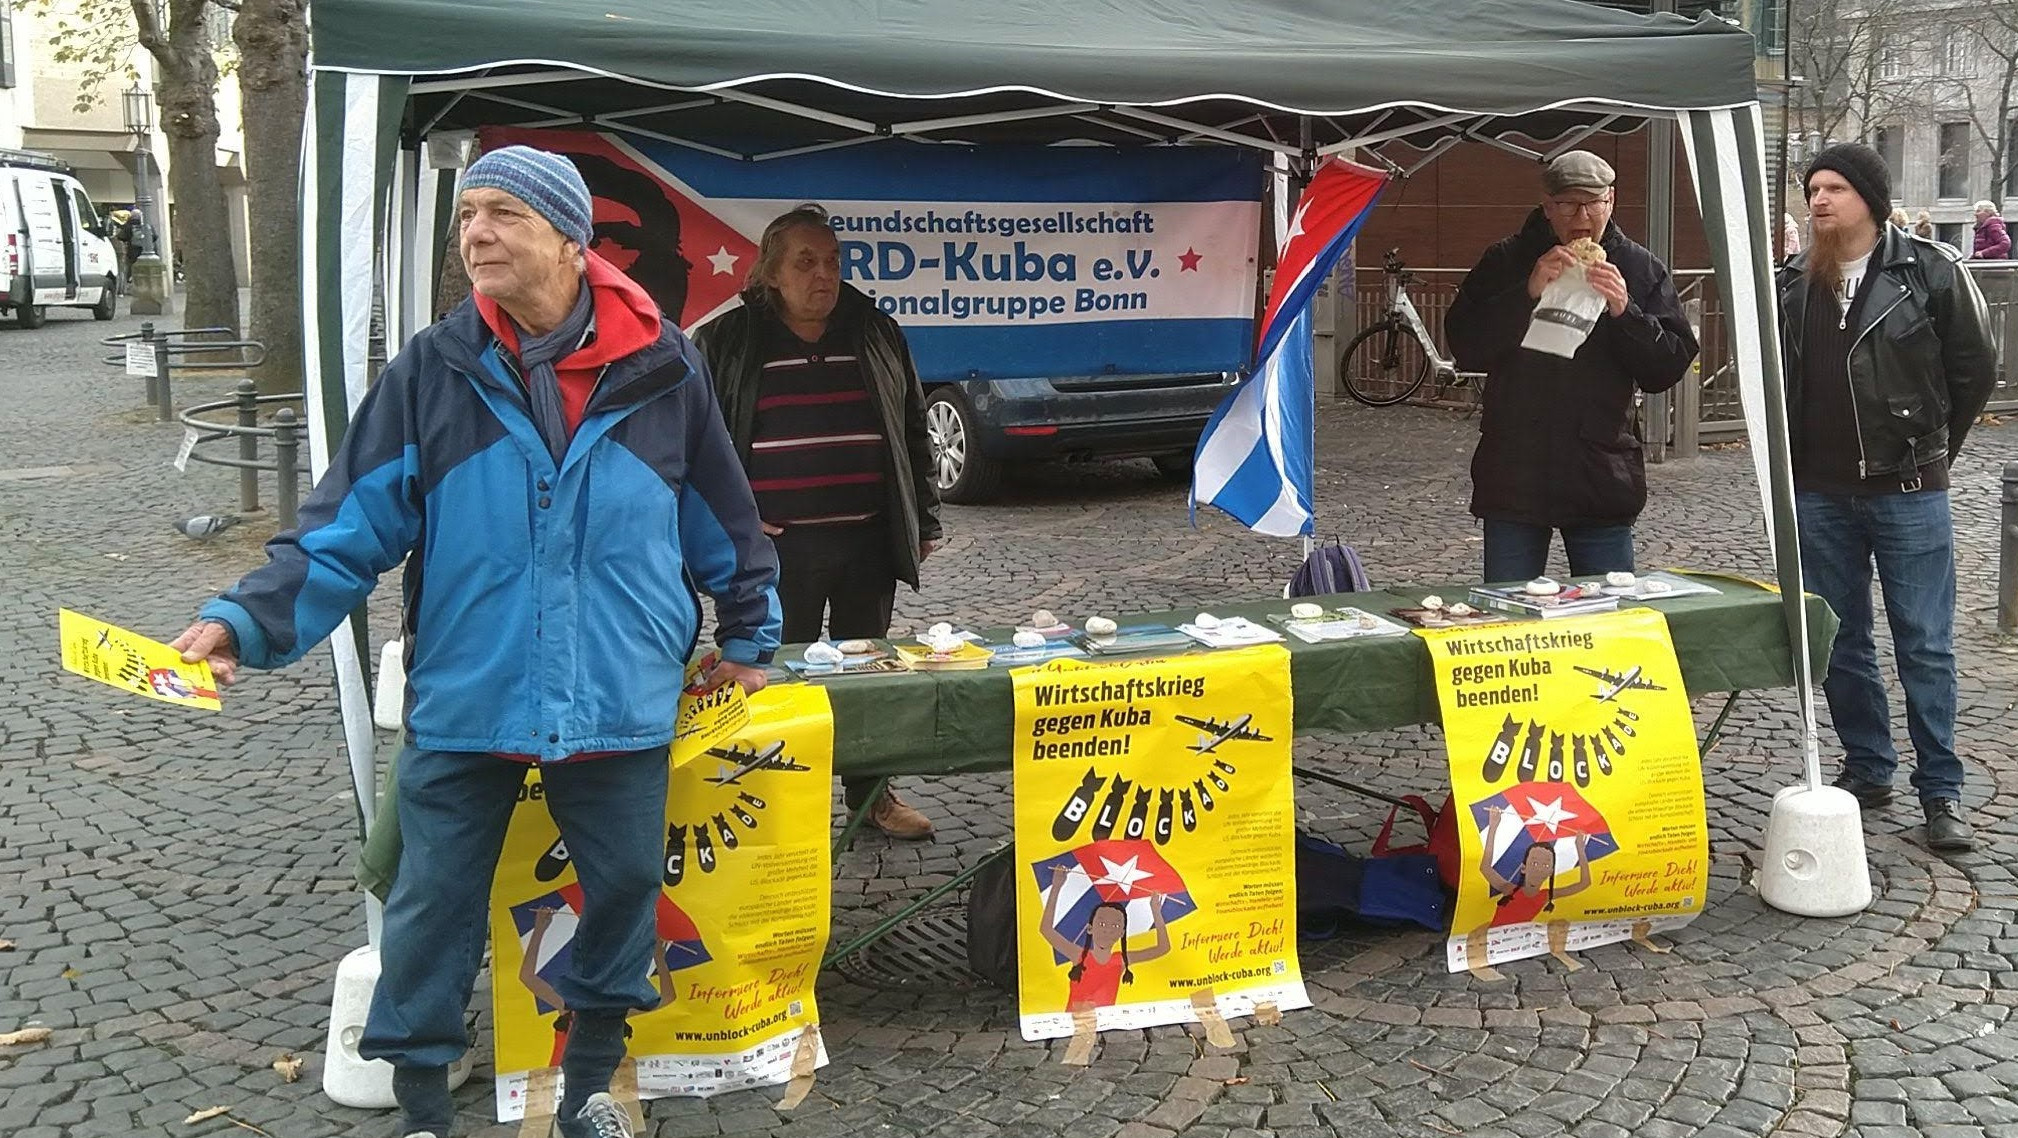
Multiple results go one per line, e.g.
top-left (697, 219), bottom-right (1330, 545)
top-left (747, 319), bottom-right (888, 526)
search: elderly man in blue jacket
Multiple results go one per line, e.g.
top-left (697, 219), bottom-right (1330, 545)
top-left (172, 146), bottom-right (781, 1138)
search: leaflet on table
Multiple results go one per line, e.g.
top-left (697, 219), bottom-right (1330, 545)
top-left (1010, 647), bottom-right (1308, 1042)
top-left (1074, 624), bottom-right (1197, 656)
top-left (486, 684), bottom-right (834, 1119)
top-left (1416, 608), bottom-right (1708, 973)
top-left (894, 641), bottom-right (995, 670)
top-left (986, 637), bottom-right (1093, 667)
top-left (1176, 617), bottom-right (1285, 649)
top-left (1565, 571), bottom-right (1723, 601)
top-left (1264, 607), bottom-right (1410, 643)
top-left (1468, 586), bottom-right (1621, 620)
top-left (783, 651), bottom-right (912, 679)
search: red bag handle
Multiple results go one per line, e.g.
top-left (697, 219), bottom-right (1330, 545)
top-left (1372, 794), bottom-right (1439, 857)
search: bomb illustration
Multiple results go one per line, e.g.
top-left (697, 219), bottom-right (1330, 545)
top-left (1193, 778), bottom-right (1216, 812)
top-left (694, 823), bottom-right (716, 873)
top-left (1572, 736), bottom-right (1591, 787)
top-left (1591, 733), bottom-right (1615, 776)
top-left (713, 813), bottom-right (737, 851)
top-left (1091, 774), bottom-right (1133, 841)
top-left (1052, 767), bottom-right (1105, 841)
top-left (1155, 789), bottom-right (1175, 844)
top-left (738, 790), bottom-right (767, 811)
top-left (1211, 758), bottom-right (1237, 778)
top-left (535, 836), bottom-right (571, 882)
top-left (1179, 789), bottom-right (1198, 831)
top-left (1124, 787), bottom-right (1152, 840)
top-left (731, 803), bottom-right (759, 829)
top-left (1603, 725), bottom-right (1626, 756)
top-left (1546, 733), bottom-right (1565, 782)
top-left (1613, 715), bottom-right (1637, 738)
top-left (1482, 714), bottom-right (1520, 781)
top-left (1516, 721), bottom-right (1544, 782)
top-left (663, 824), bottom-right (687, 887)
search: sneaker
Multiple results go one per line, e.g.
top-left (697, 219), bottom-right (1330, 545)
top-left (1832, 771), bottom-right (1893, 808)
top-left (554, 1092), bottom-right (633, 1138)
top-left (868, 786), bottom-right (935, 840)
top-left (1924, 799), bottom-right (1975, 853)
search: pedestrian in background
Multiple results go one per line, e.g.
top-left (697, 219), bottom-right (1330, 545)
top-left (1775, 142), bottom-right (1997, 854)
top-left (1974, 200), bottom-right (2011, 260)
top-left (695, 203), bottom-right (945, 841)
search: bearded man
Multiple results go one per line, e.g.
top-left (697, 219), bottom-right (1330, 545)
top-left (1776, 142), bottom-right (1997, 853)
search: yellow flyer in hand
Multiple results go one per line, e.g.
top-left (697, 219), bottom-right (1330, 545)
top-left (670, 655), bottom-right (752, 768)
top-left (487, 682), bottom-right (833, 1120)
top-left (1011, 645), bottom-right (1307, 1042)
top-left (58, 608), bottom-right (221, 711)
top-left (1418, 608), bottom-right (1708, 973)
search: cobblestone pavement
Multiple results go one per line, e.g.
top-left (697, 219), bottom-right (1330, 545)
top-left (4, 302), bottom-right (2018, 1138)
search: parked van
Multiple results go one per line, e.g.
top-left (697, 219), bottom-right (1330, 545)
top-left (1, 147), bottom-right (120, 328)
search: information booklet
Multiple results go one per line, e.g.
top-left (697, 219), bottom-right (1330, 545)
top-left (894, 641), bottom-right (995, 671)
top-left (985, 637), bottom-right (1092, 667)
top-left (784, 652), bottom-right (913, 679)
top-left (1176, 616), bottom-right (1285, 649)
top-left (1569, 571), bottom-right (1724, 601)
top-left (1074, 624), bottom-right (1197, 657)
top-left (1468, 584), bottom-right (1620, 620)
top-left (1265, 606), bottom-right (1411, 643)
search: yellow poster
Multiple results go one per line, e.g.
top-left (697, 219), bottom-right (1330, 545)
top-left (487, 683), bottom-right (832, 1120)
top-left (1419, 608), bottom-right (1708, 973)
top-left (670, 657), bottom-right (752, 768)
top-left (58, 608), bottom-right (221, 711)
top-left (1011, 646), bottom-right (1306, 1041)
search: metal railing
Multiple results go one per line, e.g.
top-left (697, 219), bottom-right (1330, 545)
top-left (1352, 260), bottom-right (2018, 447)
top-left (102, 324), bottom-right (268, 423)
top-left (177, 380), bottom-right (309, 528)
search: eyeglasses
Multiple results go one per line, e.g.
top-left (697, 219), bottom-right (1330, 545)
top-left (1546, 195), bottom-right (1614, 216)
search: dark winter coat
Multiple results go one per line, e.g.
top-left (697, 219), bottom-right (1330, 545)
top-left (694, 285), bottom-right (943, 589)
top-left (1448, 210), bottom-right (1699, 529)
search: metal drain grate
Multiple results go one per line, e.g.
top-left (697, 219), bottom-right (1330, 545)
top-left (830, 903), bottom-right (989, 991)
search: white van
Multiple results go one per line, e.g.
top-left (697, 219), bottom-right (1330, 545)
top-left (2, 147), bottom-right (120, 328)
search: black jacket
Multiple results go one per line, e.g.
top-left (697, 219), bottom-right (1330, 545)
top-left (1449, 210), bottom-right (1699, 528)
top-left (1777, 225), bottom-right (1998, 479)
top-left (693, 285), bottom-right (943, 589)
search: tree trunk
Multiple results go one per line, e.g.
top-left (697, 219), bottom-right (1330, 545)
top-left (149, 5), bottom-right (240, 339)
top-left (234, 0), bottom-right (307, 394)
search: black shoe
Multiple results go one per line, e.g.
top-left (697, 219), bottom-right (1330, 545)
top-left (1832, 772), bottom-right (1893, 808)
top-left (1924, 799), bottom-right (1975, 853)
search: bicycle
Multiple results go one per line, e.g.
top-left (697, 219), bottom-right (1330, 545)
top-left (1340, 249), bottom-right (1485, 407)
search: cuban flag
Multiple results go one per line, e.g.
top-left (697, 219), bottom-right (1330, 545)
top-left (1191, 158), bottom-right (1388, 536)
top-left (1029, 839), bottom-right (1199, 965)
top-left (509, 884), bottom-right (711, 1014)
top-left (1468, 782), bottom-right (1622, 885)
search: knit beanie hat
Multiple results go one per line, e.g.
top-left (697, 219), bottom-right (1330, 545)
top-left (460, 146), bottom-right (594, 248)
top-left (1804, 143), bottom-right (1891, 227)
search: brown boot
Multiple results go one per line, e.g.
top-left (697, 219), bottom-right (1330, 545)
top-left (868, 786), bottom-right (935, 840)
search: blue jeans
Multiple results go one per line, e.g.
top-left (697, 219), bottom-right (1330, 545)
top-left (1481, 519), bottom-right (1635, 583)
top-left (1795, 490), bottom-right (1962, 803)
top-left (360, 744), bottom-right (669, 1068)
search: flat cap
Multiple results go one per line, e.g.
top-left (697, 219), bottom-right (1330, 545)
top-left (1543, 150), bottom-right (1616, 195)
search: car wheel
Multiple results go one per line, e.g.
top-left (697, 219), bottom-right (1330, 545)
top-left (92, 277), bottom-right (118, 321)
top-left (924, 386), bottom-right (1004, 504)
top-left (16, 304), bottom-right (46, 329)
top-left (1150, 452), bottom-right (1194, 481)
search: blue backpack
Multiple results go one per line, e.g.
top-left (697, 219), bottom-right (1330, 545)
top-left (1288, 539), bottom-right (1370, 598)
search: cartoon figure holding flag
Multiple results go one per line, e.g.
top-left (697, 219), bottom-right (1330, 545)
top-left (1478, 806), bottom-right (1593, 927)
top-left (1040, 864), bottom-right (1173, 1012)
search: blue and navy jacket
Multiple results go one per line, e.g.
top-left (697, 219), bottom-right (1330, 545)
top-left (202, 298), bottom-right (782, 761)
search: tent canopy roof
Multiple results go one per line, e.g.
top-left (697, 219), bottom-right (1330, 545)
top-left (314, 0), bottom-right (1758, 156)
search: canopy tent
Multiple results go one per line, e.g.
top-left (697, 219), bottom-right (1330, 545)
top-left (303, 0), bottom-right (1819, 914)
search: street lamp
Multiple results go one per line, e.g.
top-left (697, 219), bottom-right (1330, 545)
top-left (122, 82), bottom-right (170, 314)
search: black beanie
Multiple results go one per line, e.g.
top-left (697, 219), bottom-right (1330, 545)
top-left (1805, 142), bottom-right (1892, 227)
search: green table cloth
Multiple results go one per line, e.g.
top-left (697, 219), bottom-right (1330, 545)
top-left (356, 580), bottom-right (1834, 896)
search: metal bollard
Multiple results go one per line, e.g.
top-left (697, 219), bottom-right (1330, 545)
top-left (235, 379), bottom-right (261, 513)
top-left (2002, 461), bottom-right (2018, 635)
top-left (153, 334), bottom-right (173, 423)
top-left (139, 322), bottom-right (158, 406)
top-left (274, 409), bottom-right (301, 531)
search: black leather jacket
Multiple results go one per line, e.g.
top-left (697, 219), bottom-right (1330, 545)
top-left (693, 285), bottom-right (943, 589)
top-left (1777, 225), bottom-right (1998, 479)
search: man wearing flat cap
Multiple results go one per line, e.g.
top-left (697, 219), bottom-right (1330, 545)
top-left (1448, 150), bottom-right (1699, 582)
top-left (170, 145), bottom-right (782, 1138)
top-left (1777, 142), bottom-right (1996, 853)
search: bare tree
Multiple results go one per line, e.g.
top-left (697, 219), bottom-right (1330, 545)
top-left (1788, 0), bottom-right (1920, 141)
top-left (1920, 2), bottom-right (2018, 206)
top-left (232, 0), bottom-right (305, 393)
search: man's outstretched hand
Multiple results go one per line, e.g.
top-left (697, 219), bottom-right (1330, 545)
top-left (696, 656), bottom-right (767, 695)
top-left (170, 620), bottom-right (239, 686)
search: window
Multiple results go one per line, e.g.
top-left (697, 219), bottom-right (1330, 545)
top-left (1941, 28), bottom-right (1974, 76)
top-left (1938, 122), bottom-right (1970, 199)
top-left (1755, 0), bottom-right (1785, 56)
top-left (1937, 222), bottom-right (1969, 250)
top-left (205, 6), bottom-right (233, 45)
top-left (70, 187), bottom-right (100, 235)
top-left (1872, 125), bottom-right (1904, 179)
top-left (2008, 118), bottom-right (2018, 198)
top-left (1879, 45), bottom-right (1907, 80)
top-left (0, 4), bottom-right (16, 90)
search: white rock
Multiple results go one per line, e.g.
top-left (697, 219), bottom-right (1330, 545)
top-left (1193, 613), bottom-right (1222, 629)
top-left (1290, 602), bottom-right (1325, 620)
top-left (1085, 616), bottom-right (1118, 637)
top-left (923, 633), bottom-right (964, 654)
top-left (1524, 577), bottom-right (1562, 596)
top-left (1031, 610), bottom-right (1058, 629)
top-left (1644, 579), bottom-right (1672, 593)
top-left (1604, 571), bottom-right (1637, 588)
top-left (836, 639), bottom-right (876, 655)
top-left (928, 621), bottom-right (954, 639)
top-left (1447, 603), bottom-right (1477, 616)
top-left (802, 642), bottom-right (844, 665)
top-left (1012, 629), bottom-right (1046, 648)
top-left (1420, 595), bottom-right (1445, 610)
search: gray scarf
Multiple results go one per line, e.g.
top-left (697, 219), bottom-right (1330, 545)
top-left (511, 279), bottom-right (596, 465)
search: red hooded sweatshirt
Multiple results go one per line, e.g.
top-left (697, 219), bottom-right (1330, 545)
top-left (475, 250), bottom-right (664, 441)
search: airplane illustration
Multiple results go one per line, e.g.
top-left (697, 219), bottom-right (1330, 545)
top-left (1175, 713), bottom-right (1273, 754)
top-left (704, 741), bottom-right (808, 785)
top-left (1575, 665), bottom-right (1666, 703)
